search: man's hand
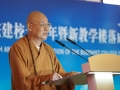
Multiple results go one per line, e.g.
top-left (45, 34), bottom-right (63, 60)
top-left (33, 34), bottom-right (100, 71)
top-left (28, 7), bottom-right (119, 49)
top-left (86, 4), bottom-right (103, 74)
top-left (52, 72), bottom-right (62, 81)
top-left (73, 72), bottom-right (81, 75)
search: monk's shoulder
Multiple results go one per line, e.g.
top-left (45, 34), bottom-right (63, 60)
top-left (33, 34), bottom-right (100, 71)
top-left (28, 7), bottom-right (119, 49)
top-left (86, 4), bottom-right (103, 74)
top-left (10, 36), bottom-right (27, 50)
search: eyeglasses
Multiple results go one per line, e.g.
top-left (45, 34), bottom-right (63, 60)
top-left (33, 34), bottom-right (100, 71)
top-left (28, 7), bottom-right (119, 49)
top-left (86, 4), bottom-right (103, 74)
top-left (30, 22), bottom-right (52, 28)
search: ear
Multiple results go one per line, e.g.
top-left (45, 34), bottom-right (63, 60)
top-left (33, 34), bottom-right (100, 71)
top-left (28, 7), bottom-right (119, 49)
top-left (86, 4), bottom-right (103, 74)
top-left (27, 23), bottom-right (32, 31)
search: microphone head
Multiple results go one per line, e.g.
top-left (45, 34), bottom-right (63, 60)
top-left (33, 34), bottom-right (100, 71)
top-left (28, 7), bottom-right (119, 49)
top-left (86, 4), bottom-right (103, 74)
top-left (55, 40), bottom-right (88, 62)
top-left (55, 40), bottom-right (65, 47)
top-left (66, 38), bottom-right (76, 44)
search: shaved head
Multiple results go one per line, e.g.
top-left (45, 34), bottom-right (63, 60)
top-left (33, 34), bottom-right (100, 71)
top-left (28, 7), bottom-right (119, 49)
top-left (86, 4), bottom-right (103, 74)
top-left (27, 11), bottom-right (48, 24)
top-left (26, 11), bottom-right (50, 42)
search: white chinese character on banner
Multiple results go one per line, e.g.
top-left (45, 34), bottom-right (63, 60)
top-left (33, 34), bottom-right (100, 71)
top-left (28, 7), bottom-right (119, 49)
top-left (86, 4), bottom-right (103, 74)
top-left (2, 22), bottom-right (13, 39)
top-left (89, 28), bottom-right (98, 43)
top-left (79, 27), bottom-right (88, 43)
top-left (48, 27), bottom-right (58, 41)
top-left (58, 26), bottom-right (68, 41)
top-left (69, 27), bottom-right (78, 42)
top-left (99, 29), bottom-right (107, 44)
top-left (14, 22), bottom-right (25, 39)
top-left (108, 29), bottom-right (116, 44)
top-left (117, 33), bottom-right (120, 44)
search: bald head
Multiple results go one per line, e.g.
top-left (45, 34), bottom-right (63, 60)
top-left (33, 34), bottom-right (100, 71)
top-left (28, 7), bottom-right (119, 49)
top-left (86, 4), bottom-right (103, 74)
top-left (27, 11), bottom-right (48, 24)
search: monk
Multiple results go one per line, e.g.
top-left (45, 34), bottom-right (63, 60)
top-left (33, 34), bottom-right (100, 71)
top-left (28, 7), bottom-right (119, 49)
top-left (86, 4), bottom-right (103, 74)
top-left (9, 11), bottom-right (77, 90)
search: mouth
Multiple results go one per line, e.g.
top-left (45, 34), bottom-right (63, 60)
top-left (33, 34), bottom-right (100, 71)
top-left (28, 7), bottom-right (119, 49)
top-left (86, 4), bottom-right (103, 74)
top-left (43, 33), bottom-right (48, 36)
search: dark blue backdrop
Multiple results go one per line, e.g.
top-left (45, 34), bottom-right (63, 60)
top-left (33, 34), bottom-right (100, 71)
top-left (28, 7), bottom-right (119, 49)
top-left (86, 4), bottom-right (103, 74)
top-left (0, 0), bottom-right (120, 90)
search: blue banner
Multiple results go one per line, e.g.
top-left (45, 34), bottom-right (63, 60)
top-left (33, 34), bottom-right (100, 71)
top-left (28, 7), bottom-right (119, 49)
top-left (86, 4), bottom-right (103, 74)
top-left (0, 0), bottom-right (120, 90)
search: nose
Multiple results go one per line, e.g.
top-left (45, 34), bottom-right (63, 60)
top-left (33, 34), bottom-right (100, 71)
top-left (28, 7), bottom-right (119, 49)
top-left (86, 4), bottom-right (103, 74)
top-left (44, 26), bottom-right (49, 31)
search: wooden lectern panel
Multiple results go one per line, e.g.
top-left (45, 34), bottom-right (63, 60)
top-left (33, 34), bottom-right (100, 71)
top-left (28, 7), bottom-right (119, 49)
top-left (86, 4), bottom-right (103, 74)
top-left (89, 54), bottom-right (120, 72)
top-left (82, 54), bottom-right (120, 72)
top-left (42, 73), bottom-right (87, 85)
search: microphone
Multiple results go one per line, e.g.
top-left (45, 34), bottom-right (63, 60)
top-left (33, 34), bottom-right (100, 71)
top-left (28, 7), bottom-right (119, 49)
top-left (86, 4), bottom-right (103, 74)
top-left (55, 40), bottom-right (88, 62)
top-left (66, 38), bottom-right (93, 56)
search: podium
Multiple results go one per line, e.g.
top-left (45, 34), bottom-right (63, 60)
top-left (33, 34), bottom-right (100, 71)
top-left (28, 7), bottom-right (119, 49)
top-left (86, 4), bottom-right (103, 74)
top-left (43, 54), bottom-right (120, 90)
top-left (82, 54), bottom-right (120, 90)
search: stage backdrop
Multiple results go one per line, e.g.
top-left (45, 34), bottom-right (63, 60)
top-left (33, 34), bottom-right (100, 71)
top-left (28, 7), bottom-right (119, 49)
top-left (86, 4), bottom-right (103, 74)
top-left (0, 0), bottom-right (120, 90)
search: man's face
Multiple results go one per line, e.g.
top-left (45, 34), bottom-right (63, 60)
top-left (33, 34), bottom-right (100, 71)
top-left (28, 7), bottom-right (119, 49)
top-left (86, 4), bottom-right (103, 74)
top-left (31, 22), bottom-right (50, 40)
top-left (28, 14), bottom-right (51, 41)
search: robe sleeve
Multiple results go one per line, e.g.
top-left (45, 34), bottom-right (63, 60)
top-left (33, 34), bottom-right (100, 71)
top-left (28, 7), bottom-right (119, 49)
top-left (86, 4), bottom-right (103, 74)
top-left (47, 44), bottom-right (76, 76)
top-left (44, 44), bottom-right (76, 90)
top-left (9, 44), bottom-right (54, 90)
top-left (44, 43), bottom-right (66, 74)
top-left (44, 43), bottom-right (78, 76)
